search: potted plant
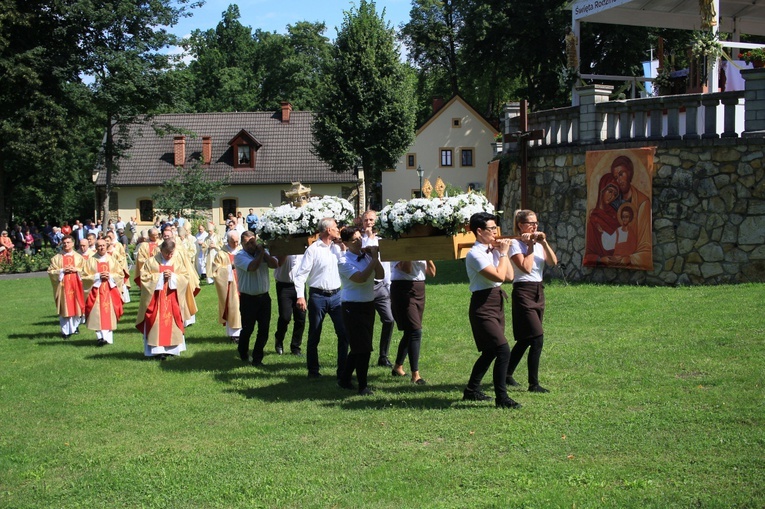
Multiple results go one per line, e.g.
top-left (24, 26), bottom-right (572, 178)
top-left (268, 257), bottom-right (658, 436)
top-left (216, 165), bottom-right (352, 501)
top-left (653, 67), bottom-right (673, 96)
top-left (691, 30), bottom-right (724, 85)
top-left (738, 47), bottom-right (765, 68)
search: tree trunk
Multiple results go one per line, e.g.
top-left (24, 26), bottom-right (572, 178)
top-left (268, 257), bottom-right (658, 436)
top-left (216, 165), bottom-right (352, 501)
top-left (0, 160), bottom-right (9, 229)
top-left (100, 121), bottom-right (114, 226)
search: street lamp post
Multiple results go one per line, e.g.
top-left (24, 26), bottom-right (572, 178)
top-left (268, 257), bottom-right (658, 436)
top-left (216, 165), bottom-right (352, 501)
top-left (416, 164), bottom-right (424, 197)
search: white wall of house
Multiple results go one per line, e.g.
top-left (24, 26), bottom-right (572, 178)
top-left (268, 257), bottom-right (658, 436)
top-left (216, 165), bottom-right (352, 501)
top-left (111, 183), bottom-right (358, 231)
top-left (382, 96), bottom-right (499, 203)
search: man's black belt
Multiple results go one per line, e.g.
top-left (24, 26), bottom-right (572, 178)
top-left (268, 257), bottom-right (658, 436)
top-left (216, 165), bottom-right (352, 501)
top-left (309, 287), bottom-right (340, 296)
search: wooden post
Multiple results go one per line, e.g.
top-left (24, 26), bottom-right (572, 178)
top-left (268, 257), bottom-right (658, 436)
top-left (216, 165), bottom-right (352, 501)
top-left (504, 100), bottom-right (544, 210)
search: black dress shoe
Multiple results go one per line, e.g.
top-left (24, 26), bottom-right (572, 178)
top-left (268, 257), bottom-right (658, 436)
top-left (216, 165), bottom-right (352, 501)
top-left (275, 343), bottom-right (284, 355)
top-left (337, 380), bottom-right (356, 390)
top-left (307, 372), bottom-right (322, 379)
top-left (377, 357), bottom-right (393, 367)
top-left (239, 353), bottom-right (249, 362)
top-left (96, 339), bottom-right (107, 347)
top-left (528, 385), bottom-right (550, 393)
top-left (496, 397), bottom-right (522, 409)
top-left (358, 387), bottom-right (374, 396)
top-left (413, 378), bottom-right (428, 385)
top-left (252, 360), bottom-right (264, 367)
top-left (62, 333), bottom-right (70, 340)
top-left (463, 389), bottom-right (492, 401)
top-left (291, 350), bottom-right (304, 357)
top-left (506, 376), bottom-right (520, 387)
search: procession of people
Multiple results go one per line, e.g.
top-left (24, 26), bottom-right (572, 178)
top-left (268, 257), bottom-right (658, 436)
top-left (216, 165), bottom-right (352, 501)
top-left (37, 207), bottom-right (557, 407)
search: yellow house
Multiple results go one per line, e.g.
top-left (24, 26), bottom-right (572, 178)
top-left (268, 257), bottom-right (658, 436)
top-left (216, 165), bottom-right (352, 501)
top-left (94, 103), bottom-right (361, 233)
top-left (381, 95), bottom-right (499, 203)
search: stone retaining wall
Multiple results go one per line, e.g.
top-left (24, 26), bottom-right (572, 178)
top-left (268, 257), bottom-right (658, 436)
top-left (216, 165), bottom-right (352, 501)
top-left (500, 137), bottom-right (765, 285)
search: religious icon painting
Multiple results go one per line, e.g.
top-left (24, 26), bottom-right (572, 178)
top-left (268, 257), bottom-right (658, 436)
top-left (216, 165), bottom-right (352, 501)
top-left (485, 160), bottom-right (500, 208)
top-left (583, 147), bottom-right (655, 271)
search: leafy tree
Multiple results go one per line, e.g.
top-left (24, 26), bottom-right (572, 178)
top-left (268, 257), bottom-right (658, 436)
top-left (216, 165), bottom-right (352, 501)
top-left (399, 0), bottom-right (463, 96)
top-left (312, 0), bottom-right (416, 201)
top-left (70, 0), bottom-right (199, 226)
top-left (152, 161), bottom-right (229, 219)
top-left (0, 0), bottom-right (96, 227)
top-left (254, 22), bottom-right (333, 111)
top-left (182, 4), bottom-right (258, 112)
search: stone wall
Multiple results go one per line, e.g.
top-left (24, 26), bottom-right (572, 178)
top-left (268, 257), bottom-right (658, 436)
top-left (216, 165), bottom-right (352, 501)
top-left (500, 137), bottom-right (765, 285)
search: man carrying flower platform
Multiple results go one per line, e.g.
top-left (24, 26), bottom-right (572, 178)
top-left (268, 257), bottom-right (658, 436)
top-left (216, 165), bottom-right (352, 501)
top-left (135, 240), bottom-right (189, 359)
top-left (82, 238), bottom-right (124, 346)
top-left (212, 230), bottom-right (243, 343)
top-left (47, 235), bottom-right (86, 339)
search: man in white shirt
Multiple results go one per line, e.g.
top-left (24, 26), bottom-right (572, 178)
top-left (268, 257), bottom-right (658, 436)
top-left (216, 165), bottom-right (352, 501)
top-left (361, 209), bottom-right (395, 367)
top-left (293, 218), bottom-right (348, 379)
top-left (234, 230), bottom-right (278, 366)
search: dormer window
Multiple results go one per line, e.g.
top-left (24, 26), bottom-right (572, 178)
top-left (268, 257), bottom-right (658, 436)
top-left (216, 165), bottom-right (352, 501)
top-left (237, 145), bottom-right (251, 166)
top-left (228, 129), bottom-right (262, 169)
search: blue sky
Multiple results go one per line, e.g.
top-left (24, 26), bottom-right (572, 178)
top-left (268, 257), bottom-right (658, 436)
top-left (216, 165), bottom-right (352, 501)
top-left (171, 0), bottom-right (412, 40)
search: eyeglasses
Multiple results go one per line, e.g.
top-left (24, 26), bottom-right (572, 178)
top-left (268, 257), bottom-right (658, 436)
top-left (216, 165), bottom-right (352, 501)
top-left (483, 225), bottom-right (498, 231)
top-left (521, 222), bottom-right (539, 226)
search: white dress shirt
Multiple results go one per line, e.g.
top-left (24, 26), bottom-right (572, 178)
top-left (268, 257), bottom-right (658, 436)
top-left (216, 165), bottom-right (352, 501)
top-left (274, 254), bottom-right (303, 283)
top-left (292, 239), bottom-right (343, 299)
top-left (338, 252), bottom-right (375, 302)
top-left (465, 242), bottom-right (502, 292)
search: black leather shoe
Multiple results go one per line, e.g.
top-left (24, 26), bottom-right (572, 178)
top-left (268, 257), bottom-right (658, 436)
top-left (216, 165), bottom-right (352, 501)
top-left (252, 360), bottom-right (264, 367)
top-left (506, 376), bottom-right (520, 387)
top-left (528, 385), bottom-right (549, 393)
top-left (463, 389), bottom-right (492, 401)
top-left (337, 380), bottom-right (355, 390)
top-left (496, 397), bottom-right (522, 409)
top-left (239, 352), bottom-right (249, 362)
top-left (275, 344), bottom-right (284, 355)
top-left (377, 357), bottom-right (393, 367)
top-left (413, 378), bottom-right (428, 385)
top-left (291, 350), bottom-right (304, 357)
top-left (307, 372), bottom-right (322, 379)
top-left (358, 387), bottom-right (374, 396)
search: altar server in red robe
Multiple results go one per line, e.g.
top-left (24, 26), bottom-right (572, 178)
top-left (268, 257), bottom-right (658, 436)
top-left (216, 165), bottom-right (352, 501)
top-left (47, 235), bottom-right (86, 339)
top-left (135, 240), bottom-right (189, 359)
top-left (83, 238), bottom-right (124, 346)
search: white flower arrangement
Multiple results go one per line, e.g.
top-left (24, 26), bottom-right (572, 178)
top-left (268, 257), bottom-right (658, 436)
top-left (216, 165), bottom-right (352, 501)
top-left (377, 193), bottom-right (495, 239)
top-left (257, 195), bottom-right (356, 240)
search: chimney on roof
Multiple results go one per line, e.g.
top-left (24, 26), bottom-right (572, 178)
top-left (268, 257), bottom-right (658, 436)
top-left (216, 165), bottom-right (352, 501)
top-left (432, 97), bottom-right (445, 114)
top-left (281, 101), bottom-right (292, 124)
top-left (202, 136), bottom-right (212, 165)
top-left (173, 136), bottom-right (186, 167)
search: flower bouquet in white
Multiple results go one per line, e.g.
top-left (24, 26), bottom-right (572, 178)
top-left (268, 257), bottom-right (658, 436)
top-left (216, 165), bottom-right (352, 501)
top-left (257, 195), bottom-right (356, 241)
top-left (377, 193), bottom-right (495, 239)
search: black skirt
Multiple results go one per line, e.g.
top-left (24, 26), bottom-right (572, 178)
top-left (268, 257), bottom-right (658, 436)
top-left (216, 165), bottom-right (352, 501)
top-left (468, 286), bottom-right (508, 352)
top-left (390, 280), bottom-right (425, 331)
top-left (511, 282), bottom-right (545, 341)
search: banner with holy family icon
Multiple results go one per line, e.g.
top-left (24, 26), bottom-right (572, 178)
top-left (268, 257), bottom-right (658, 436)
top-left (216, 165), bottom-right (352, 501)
top-left (583, 148), bottom-right (655, 271)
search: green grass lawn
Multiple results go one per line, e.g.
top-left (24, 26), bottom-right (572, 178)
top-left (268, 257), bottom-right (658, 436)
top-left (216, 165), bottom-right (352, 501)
top-left (1, 264), bottom-right (763, 508)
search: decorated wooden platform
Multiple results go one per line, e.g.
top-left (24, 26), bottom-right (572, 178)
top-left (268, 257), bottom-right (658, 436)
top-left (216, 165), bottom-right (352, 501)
top-left (378, 232), bottom-right (476, 261)
top-left (266, 234), bottom-right (318, 256)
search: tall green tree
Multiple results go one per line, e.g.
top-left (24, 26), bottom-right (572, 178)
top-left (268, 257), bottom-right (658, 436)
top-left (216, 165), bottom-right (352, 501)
top-left (254, 22), bottom-right (333, 111)
top-left (399, 0), bottom-right (463, 97)
top-left (70, 0), bottom-right (199, 225)
top-left (312, 0), bottom-right (416, 200)
top-left (0, 0), bottom-right (96, 227)
top-left (183, 4), bottom-right (258, 112)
